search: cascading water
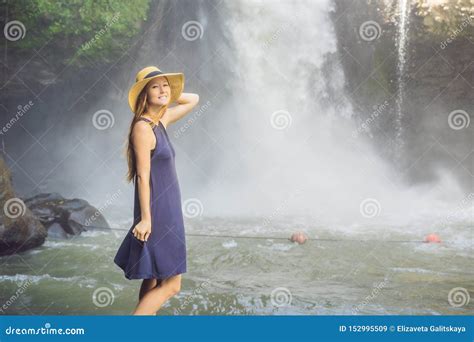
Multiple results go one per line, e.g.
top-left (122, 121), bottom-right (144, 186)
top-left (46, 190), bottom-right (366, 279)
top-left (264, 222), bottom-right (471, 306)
top-left (394, 0), bottom-right (410, 157)
top-left (205, 0), bottom-right (461, 225)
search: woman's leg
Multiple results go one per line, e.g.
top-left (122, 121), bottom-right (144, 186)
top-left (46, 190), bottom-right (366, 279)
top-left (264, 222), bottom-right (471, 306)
top-left (133, 274), bottom-right (182, 315)
top-left (138, 278), bottom-right (164, 301)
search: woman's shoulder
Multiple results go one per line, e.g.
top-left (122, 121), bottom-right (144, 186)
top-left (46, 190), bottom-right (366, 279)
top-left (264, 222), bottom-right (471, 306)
top-left (134, 118), bottom-right (155, 130)
top-left (132, 120), bottom-right (155, 140)
top-left (131, 120), bottom-right (156, 151)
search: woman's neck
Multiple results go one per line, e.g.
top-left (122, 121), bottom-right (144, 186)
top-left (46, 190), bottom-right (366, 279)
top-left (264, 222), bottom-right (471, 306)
top-left (144, 105), bottom-right (165, 122)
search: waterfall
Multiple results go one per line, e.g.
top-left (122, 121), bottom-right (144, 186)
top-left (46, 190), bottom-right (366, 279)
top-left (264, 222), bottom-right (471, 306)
top-left (394, 0), bottom-right (411, 156)
top-left (58, 0), bottom-right (467, 227)
top-left (207, 0), bottom-right (406, 222)
top-left (196, 0), bottom-right (466, 224)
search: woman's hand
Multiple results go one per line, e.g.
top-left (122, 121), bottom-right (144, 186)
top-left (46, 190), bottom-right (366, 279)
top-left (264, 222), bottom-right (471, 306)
top-left (132, 219), bottom-right (152, 242)
top-left (162, 92), bottom-right (199, 125)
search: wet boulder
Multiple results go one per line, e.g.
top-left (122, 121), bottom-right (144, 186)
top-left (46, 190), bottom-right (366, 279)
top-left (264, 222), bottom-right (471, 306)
top-left (24, 192), bottom-right (111, 239)
top-left (0, 157), bottom-right (47, 256)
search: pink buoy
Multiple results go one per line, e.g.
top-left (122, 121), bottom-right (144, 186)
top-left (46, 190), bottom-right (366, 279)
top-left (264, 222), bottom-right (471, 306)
top-left (424, 233), bottom-right (441, 243)
top-left (290, 232), bottom-right (308, 244)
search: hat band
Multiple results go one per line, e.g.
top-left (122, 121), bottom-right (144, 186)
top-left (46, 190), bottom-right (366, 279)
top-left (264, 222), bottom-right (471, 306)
top-left (143, 70), bottom-right (164, 79)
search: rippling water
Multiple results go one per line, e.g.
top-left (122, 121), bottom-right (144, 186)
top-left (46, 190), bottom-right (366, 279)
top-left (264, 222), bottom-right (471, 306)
top-left (0, 215), bottom-right (472, 315)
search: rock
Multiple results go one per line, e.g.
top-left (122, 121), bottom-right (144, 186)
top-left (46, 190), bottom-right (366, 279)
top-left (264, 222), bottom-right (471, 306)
top-left (0, 154), bottom-right (112, 255)
top-left (0, 157), bottom-right (47, 256)
top-left (46, 222), bottom-right (70, 239)
top-left (24, 192), bottom-right (111, 239)
top-left (0, 214), bottom-right (47, 256)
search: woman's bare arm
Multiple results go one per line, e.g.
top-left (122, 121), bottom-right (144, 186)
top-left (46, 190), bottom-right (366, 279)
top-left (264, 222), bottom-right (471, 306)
top-left (162, 92), bottom-right (199, 126)
top-left (131, 121), bottom-right (156, 224)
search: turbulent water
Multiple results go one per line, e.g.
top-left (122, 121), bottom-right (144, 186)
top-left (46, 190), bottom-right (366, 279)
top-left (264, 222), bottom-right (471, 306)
top-left (0, 210), bottom-right (472, 315)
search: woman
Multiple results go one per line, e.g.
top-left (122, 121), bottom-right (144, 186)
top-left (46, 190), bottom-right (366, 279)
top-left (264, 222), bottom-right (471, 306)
top-left (114, 66), bottom-right (199, 315)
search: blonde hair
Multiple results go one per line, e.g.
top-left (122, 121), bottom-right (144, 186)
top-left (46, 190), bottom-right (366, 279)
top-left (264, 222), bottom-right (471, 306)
top-left (125, 82), bottom-right (168, 183)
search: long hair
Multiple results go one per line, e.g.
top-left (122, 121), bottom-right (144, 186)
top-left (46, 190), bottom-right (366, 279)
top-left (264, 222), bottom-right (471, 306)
top-left (125, 83), bottom-right (168, 184)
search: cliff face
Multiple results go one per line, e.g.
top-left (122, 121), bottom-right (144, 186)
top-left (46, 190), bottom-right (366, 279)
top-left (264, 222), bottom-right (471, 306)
top-left (0, 156), bottom-right (47, 256)
top-left (333, 0), bottom-right (473, 190)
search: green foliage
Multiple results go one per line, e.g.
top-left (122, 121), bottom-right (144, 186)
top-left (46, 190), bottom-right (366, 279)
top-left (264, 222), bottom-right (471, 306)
top-left (8, 0), bottom-right (152, 66)
top-left (414, 0), bottom-right (473, 39)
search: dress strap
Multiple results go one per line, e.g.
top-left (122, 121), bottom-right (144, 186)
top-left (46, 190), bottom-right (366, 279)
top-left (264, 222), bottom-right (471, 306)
top-left (137, 117), bottom-right (156, 128)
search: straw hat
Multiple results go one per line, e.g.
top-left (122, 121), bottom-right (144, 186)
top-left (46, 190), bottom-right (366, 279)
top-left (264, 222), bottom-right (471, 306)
top-left (128, 66), bottom-right (184, 112)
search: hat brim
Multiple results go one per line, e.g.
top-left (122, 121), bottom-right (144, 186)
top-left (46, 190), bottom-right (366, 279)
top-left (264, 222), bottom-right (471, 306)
top-left (128, 73), bottom-right (184, 113)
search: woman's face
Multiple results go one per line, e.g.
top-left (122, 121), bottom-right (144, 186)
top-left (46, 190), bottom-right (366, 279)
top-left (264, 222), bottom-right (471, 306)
top-left (146, 76), bottom-right (171, 106)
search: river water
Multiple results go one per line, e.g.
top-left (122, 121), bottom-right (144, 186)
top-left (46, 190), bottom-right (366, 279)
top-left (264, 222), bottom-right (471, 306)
top-left (1, 213), bottom-right (472, 315)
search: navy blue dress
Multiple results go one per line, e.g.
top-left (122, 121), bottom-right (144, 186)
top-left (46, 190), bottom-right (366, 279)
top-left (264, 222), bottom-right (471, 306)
top-left (114, 117), bottom-right (187, 280)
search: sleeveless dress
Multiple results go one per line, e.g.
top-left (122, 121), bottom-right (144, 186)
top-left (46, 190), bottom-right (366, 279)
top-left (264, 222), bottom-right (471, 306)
top-left (114, 117), bottom-right (187, 280)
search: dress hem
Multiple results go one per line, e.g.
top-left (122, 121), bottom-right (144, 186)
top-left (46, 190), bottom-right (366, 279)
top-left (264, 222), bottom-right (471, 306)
top-left (123, 270), bottom-right (187, 280)
top-left (114, 258), bottom-right (186, 280)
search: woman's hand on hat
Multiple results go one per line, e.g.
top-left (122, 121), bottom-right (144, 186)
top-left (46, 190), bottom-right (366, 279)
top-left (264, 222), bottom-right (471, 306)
top-left (164, 92), bottom-right (200, 125)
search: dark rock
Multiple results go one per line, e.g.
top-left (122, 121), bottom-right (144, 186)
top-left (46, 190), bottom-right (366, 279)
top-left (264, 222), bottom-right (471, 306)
top-left (0, 215), bottom-right (47, 256)
top-left (24, 192), bottom-right (111, 239)
top-left (46, 222), bottom-right (69, 239)
top-left (0, 157), bottom-right (47, 256)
